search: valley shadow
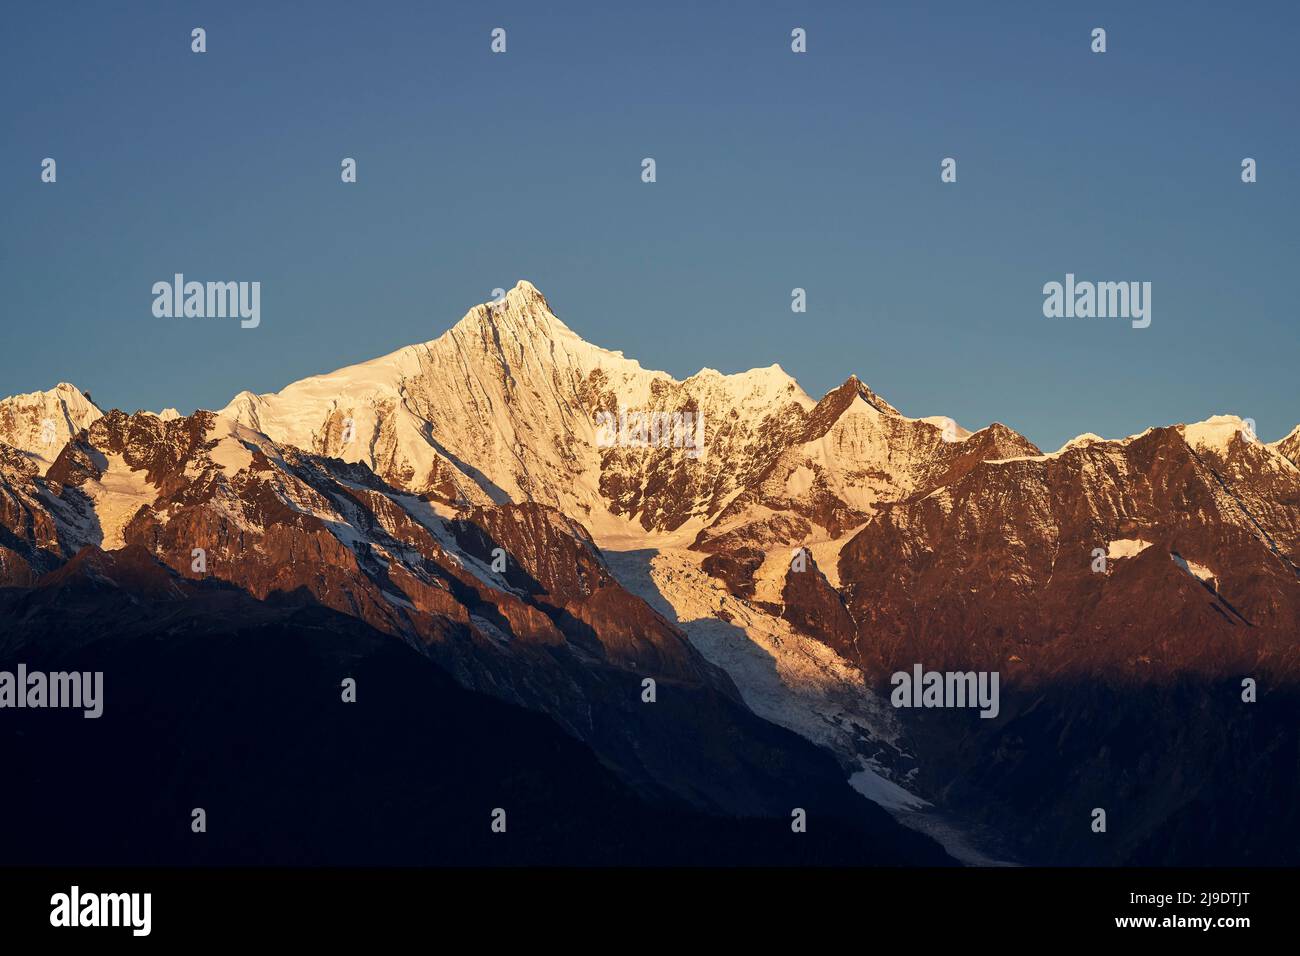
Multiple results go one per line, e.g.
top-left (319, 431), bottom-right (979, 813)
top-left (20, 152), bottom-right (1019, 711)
top-left (885, 671), bottom-right (1300, 866)
top-left (0, 551), bottom-right (951, 867)
top-left (600, 547), bottom-right (1008, 858)
top-left (600, 547), bottom-right (1300, 867)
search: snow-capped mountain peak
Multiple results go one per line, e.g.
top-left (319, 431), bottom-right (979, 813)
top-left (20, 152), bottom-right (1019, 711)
top-left (215, 282), bottom-right (831, 536)
top-left (1181, 414), bottom-right (1256, 454)
top-left (0, 382), bottom-right (103, 463)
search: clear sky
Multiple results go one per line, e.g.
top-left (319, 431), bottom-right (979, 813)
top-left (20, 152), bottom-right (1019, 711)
top-left (2, 1), bottom-right (1296, 449)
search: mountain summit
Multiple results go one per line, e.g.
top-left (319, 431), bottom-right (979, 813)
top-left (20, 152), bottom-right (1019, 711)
top-left (220, 280), bottom-right (825, 538)
top-left (0, 382), bottom-right (102, 464)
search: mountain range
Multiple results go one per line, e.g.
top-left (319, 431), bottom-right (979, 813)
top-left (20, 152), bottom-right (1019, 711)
top-left (3, 280), bottom-right (1298, 865)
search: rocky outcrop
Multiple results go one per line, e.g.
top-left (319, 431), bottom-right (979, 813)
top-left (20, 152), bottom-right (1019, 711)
top-left (837, 424), bottom-right (1300, 680)
top-left (781, 550), bottom-right (858, 662)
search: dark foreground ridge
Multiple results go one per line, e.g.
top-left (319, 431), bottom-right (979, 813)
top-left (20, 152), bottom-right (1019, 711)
top-left (0, 555), bottom-right (950, 866)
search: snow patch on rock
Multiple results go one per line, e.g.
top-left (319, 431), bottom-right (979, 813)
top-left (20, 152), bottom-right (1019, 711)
top-left (1182, 415), bottom-right (1254, 455)
top-left (1171, 551), bottom-right (1217, 588)
top-left (1107, 538), bottom-right (1153, 560)
top-left (82, 453), bottom-right (159, 549)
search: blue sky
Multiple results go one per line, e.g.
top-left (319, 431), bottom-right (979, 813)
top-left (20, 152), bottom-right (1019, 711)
top-left (2, 1), bottom-right (1296, 449)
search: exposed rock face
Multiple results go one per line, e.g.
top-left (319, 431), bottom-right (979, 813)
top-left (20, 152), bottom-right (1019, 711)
top-left (691, 377), bottom-right (1040, 598)
top-left (0, 441), bottom-right (63, 585)
top-left (838, 424), bottom-right (1300, 679)
top-left (699, 547), bottom-right (765, 601)
top-left (451, 502), bottom-right (613, 601)
top-left (1274, 425), bottom-right (1300, 467)
top-left (1185, 417), bottom-right (1300, 566)
top-left (781, 550), bottom-right (858, 663)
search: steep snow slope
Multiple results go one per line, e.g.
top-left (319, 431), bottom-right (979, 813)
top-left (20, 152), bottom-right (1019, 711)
top-left (222, 281), bottom-right (814, 536)
top-left (604, 545), bottom-right (900, 758)
top-left (602, 544), bottom-right (1009, 864)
